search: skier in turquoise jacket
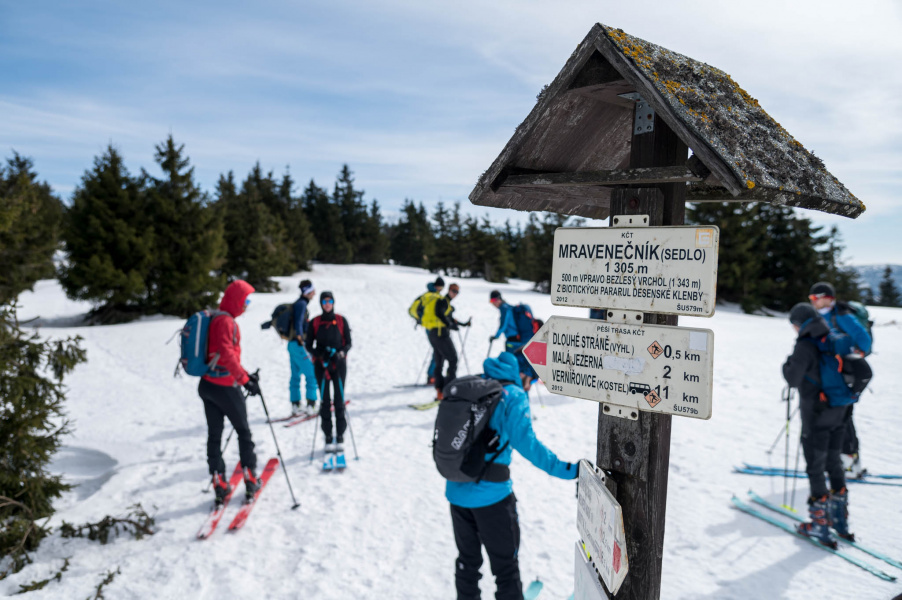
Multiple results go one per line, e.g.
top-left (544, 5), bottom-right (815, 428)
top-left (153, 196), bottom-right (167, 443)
top-left (445, 352), bottom-right (578, 600)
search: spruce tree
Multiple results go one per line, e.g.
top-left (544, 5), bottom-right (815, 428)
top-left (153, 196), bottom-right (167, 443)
top-left (517, 213), bottom-right (577, 291)
top-left (1, 194), bottom-right (86, 575)
top-left (390, 200), bottom-right (434, 268)
top-left (58, 146), bottom-right (154, 320)
top-left (0, 154), bottom-right (63, 304)
top-left (143, 136), bottom-right (225, 316)
top-left (878, 266), bottom-right (901, 307)
top-left (278, 171), bottom-right (318, 271)
top-left (303, 179), bottom-right (352, 263)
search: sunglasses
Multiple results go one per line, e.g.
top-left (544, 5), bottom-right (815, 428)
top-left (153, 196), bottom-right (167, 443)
top-left (808, 294), bottom-right (831, 301)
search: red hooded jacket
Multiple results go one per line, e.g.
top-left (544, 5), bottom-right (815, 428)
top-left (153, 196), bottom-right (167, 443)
top-left (203, 280), bottom-right (255, 387)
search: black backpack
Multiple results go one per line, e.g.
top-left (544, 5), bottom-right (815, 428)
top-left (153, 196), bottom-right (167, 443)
top-left (261, 303), bottom-right (295, 340)
top-left (432, 375), bottom-right (511, 483)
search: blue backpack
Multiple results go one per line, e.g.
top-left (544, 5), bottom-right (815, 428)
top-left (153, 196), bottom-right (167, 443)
top-left (512, 304), bottom-right (542, 341)
top-left (805, 332), bottom-right (871, 407)
top-left (176, 309), bottom-right (230, 377)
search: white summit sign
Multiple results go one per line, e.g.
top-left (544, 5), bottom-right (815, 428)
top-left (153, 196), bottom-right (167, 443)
top-left (551, 225), bottom-right (719, 317)
top-left (523, 316), bottom-right (714, 420)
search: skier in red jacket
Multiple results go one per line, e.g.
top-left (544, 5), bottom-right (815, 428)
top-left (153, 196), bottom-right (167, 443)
top-left (199, 279), bottom-right (261, 503)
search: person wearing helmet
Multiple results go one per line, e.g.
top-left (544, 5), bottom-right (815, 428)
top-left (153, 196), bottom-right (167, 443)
top-left (808, 281), bottom-right (872, 478)
top-left (306, 291), bottom-right (352, 452)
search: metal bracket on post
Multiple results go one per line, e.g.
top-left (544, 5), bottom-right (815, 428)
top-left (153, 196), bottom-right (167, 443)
top-left (601, 402), bottom-right (639, 421)
top-left (619, 92), bottom-right (655, 135)
top-left (604, 309), bottom-right (644, 325)
top-left (611, 214), bottom-right (649, 227)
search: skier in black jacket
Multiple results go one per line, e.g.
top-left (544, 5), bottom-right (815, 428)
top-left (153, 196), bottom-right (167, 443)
top-left (430, 283), bottom-right (471, 400)
top-left (306, 291), bottom-right (352, 451)
top-left (783, 302), bottom-right (851, 548)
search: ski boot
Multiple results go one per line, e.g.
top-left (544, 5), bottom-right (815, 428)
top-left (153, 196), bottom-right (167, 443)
top-left (828, 487), bottom-right (854, 541)
top-left (305, 400), bottom-right (317, 416)
top-left (842, 453), bottom-right (868, 479)
top-left (243, 466), bottom-right (260, 500)
top-left (334, 436), bottom-right (344, 453)
top-left (325, 437), bottom-right (336, 453)
top-left (212, 472), bottom-right (231, 506)
top-left (291, 402), bottom-right (304, 417)
top-left (796, 495), bottom-right (837, 548)
top-left (435, 389), bottom-right (444, 402)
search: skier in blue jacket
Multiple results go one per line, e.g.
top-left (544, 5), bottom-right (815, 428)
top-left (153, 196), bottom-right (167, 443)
top-left (446, 352), bottom-right (579, 600)
top-left (809, 281), bottom-right (873, 477)
top-left (289, 279), bottom-right (318, 416)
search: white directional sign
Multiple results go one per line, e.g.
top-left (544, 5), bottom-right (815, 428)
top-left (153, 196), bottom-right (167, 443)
top-left (523, 316), bottom-right (714, 419)
top-left (551, 225), bottom-right (719, 317)
top-left (574, 542), bottom-right (608, 600)
top-left (577, 459), bottom-right (628, 595)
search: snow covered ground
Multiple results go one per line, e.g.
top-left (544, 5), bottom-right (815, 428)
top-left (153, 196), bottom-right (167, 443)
top-left (7, 264), bottom-right (902, 599)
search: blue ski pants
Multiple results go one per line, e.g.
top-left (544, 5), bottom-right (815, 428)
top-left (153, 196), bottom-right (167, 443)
top-left (288, 340), bottom-right (318, 404)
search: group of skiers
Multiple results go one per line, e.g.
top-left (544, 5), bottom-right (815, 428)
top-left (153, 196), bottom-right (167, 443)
top-left (197, 278), bottom-right (352, 504)
top-left (192, 275), bottom-right (578, 599)
top-left (783, 281), bottom-right (874, 548)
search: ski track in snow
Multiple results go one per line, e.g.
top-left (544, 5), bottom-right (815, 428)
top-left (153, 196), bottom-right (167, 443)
top-left (7, 265), bottom-right (902, 599)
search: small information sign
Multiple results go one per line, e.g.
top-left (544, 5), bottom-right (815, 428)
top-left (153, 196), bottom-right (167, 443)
top-left (577, 459), bottom-right (628, 595)
top-left (574, 542), bottom-right (608, 600)
top-left (523, 316), bottom-right (714, 419)
top-left (551, 225), bottom-right (719, 317)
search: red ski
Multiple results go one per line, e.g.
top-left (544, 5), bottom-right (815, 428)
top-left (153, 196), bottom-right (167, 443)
top-left (227, 457), bottom-right (279, 531)
top-left (283, 400), bottom-right (350, 428)
top-left (196, 463), bottom-right (244, 540)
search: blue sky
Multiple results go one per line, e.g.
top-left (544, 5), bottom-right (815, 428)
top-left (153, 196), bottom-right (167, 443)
top-left (2, 0), bottom-right (900, 265)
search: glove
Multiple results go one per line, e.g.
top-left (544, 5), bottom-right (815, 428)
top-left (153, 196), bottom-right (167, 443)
top-left (489, 335), bottom-right (497, 343)
top-left (336, 350), bottom-right (346, 360)
top-left (244, 374), bottom-right (261, 397)
top-left (463, 319), bottom-right (472, 327)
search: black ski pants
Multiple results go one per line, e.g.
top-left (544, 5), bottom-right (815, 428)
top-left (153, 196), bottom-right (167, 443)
top-left (199, 379), bottom-right (256, 476)
top-left (315, 360), bottom-right (347, 441)
top-left (800, 399), bottom-right (846, 498)
top-left (428, 327), bottom-right (458, 391)
top-left (450, 493), bottom-right (522, 600)
top-left (841, 404), bottom-right (859, 456)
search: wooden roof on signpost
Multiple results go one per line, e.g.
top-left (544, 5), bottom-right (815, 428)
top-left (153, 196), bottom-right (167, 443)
top-left (469, 23), bottom-right (864, 220)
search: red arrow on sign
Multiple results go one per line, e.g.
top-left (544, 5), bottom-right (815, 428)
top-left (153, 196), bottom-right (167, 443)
top-left (521, 322), bottom-right (550, 382)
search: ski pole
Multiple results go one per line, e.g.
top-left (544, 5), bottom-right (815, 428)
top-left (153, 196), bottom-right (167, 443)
top-left (414, 350), bottom-right (430, 386)
top-left (310, 375), bottom-right (328, 462)
top-left (766, 405), bottom-right (799, 455)
top-left (457, 328), bottom-right (472, 375)
top-left (336, 375), bottom-right (359, 460)
top-left (782, 387), bottom-right (791, 509)
top-left (534, 383), bottom-right (546, 408)
top-left (789, 431), bottom-right (803, 511)
top-left (256, 381), bottom-right (301, 510)
top-left (486, 337), bottom-right (495, 358)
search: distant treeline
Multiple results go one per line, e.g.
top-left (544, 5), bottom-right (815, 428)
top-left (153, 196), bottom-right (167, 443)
top-left (3, 137), bottom-right (897, 322)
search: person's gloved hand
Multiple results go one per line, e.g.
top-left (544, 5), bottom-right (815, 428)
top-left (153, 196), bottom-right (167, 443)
top-left (489, 335), bottom-right (497, 343)
top-left (244, 373), bottom-right (261, 397)
top-left (463, 319), bottom-right (472, 327)
top-left (336, 350), bottom-right (346, 360)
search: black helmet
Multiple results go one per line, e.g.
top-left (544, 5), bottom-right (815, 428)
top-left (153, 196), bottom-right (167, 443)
top-left (809, 282), bottom-right (836, 298)
top-left (789, 303), bottom-right (818, 327)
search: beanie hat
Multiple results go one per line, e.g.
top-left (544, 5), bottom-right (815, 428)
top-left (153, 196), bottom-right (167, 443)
top-left (427, 282), bottom-right (436, 293)
top-left (809, 282), bottom-right (836, 298)
top-left (789, 302), bottom-right (818, 327)
top-left (299, 279), bottom-right (314, 295)
top-left (449, 283), bottom-right (460, 293)
top-left (320, 290), bottom-right (335, 304)
top-left (490, 290), bottom-right (502, 301)
top-left (435, 276), bottom-right (445, 288)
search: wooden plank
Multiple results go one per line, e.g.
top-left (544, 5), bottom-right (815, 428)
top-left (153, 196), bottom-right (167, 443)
top-left (686, 184), bottom-right (863, 217)
top-left (499, 166), bottom-right (702, 188)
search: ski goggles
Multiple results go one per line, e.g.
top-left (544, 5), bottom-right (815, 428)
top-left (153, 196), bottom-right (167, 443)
top-left (808, 293), bottom-right (833, 301)
top-left (245, 298), bottom-right (252, 307)
top-left (322, 299), bottom-right (334, 305)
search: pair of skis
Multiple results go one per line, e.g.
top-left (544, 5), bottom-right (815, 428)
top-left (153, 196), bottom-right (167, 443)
top-left (735, 463), bottom-right (902, 487)
top-left (196, 458), bottom-right (279, 540)
top-left (733, 490), bottom-right (900, 581)
top-left (268, 400), bottom-right (351, 428)
top-left (408, 399), bottom-right (440, 411)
